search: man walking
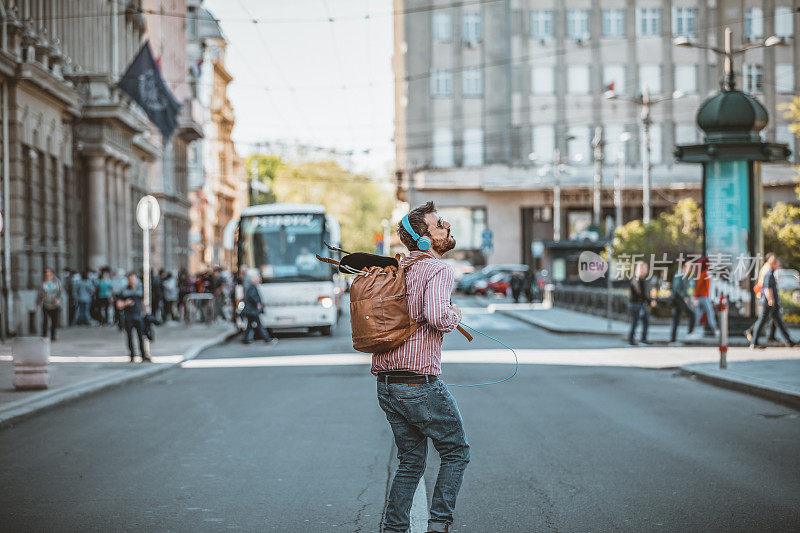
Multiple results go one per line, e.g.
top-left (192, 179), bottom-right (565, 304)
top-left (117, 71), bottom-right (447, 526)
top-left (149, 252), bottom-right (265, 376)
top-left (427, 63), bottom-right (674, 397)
top-left (750, 255), bottom-right (797, 349)
top-left (117, 272), bottom-right (151, 362)
top-left (72, 271), bottom-right (94, 325)
top-left (669, 262), bottom-right (695, 345)
top-left (240, 271), bottom-right (276, 345)
top-left (628, 262), bottom-right (654, 346)
top-left (689, 258), bottom-right (719, 338)
top-left (36, 268), bottom-right (62, 341)
top-left (374, 201), bottom-right (469, 533)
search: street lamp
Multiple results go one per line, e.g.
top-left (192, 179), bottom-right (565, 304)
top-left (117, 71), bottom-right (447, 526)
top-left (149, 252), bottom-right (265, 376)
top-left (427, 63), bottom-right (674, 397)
top-left (604, 88), bottom-right (685, 224)
top-left (614, 131), bottom-right (632, 229)
top-left (535, 139), bottom-right (573, 242)
top-left (591, 127), bottom-right (604, 227)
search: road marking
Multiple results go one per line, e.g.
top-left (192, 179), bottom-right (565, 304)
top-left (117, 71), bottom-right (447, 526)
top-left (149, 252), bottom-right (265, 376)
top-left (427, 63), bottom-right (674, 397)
top-left (409, 475), bottom-right (427, 533)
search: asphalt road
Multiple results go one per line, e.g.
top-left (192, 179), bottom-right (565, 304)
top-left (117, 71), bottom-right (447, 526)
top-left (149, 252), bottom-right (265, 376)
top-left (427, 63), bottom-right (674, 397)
top-left (1, 296), bottom-right (798, 532)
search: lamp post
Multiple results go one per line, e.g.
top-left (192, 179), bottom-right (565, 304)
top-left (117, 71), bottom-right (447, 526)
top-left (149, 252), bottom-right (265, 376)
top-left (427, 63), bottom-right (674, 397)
top-left (673, 28), bottom-right (790, 319)
top-left (605, 88), bottom-right (685, 224)
top-left (614, 132), bottom-right (632, 229)
top-left (591, 126), bottom-right (604, 227)
top-left (534, 139), bottom-right (574, 242)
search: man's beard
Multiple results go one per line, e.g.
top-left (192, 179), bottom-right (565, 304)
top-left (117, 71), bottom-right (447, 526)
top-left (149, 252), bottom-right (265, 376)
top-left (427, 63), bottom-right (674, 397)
top-left (432, 230), bottom-right (456, 255)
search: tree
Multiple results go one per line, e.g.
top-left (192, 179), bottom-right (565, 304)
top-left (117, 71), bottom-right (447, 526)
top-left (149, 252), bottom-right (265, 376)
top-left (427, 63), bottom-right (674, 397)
top-left (612, 198), bottom-right (703, 269)
top-left (243, 154), bottom-right (282, 205)
top-left (271, 160), bottom-right (395, 252)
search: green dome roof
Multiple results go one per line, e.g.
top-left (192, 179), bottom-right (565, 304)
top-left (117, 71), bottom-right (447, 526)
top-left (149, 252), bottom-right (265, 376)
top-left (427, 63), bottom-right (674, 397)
top-left (697, 90), bottom-right (768, 143)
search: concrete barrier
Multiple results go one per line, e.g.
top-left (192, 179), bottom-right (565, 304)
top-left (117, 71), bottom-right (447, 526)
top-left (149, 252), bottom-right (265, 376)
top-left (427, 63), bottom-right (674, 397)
top-left (13, 337), bottom-right (50, 390)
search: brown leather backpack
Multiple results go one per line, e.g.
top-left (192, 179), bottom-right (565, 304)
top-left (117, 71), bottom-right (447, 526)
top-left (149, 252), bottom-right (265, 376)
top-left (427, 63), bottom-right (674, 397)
top-left (317, 247), bottom-right (472, 354)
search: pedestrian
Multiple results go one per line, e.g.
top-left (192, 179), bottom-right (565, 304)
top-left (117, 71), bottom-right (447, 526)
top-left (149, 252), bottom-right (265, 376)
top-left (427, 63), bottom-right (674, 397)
top-left (111, 268), bottom-right (128, 330)
top-left (117, 272), bottom-right (151, 362)
top-left (628, 261), bottom-right (654, 346)
top-left (240, 271), bottom-right (276, 345)
top-left (689, 258), bottom-right (719, 338)
top-left (72, 271), bottom-right (94, 325)
top-left (36, 267), bottom-right (62, 341)
top-left (95, 269), bottom-right (113, 325)
top-left (162, 271), bottom-right (178, 321)
top-left (668, 261), bottom-right (695, 345)
top-left (509, 271), bottom-right (524, 303)
top-left (178, 268), bottom-right (191, 320)
top-left (63, 268), bottom-right (76, 326)
top-left (375, 201), bottom-right (469, 533)
top-left (523, 269), bottom-right (535, 302)
top-left (151, 269), bottom-right (164, 322)
top-left (211, 267), bottom-right (224, 320)
top-left (745, 256), bottom-right (777, 344)
top-left (750, 255), bottom-right (797, 349)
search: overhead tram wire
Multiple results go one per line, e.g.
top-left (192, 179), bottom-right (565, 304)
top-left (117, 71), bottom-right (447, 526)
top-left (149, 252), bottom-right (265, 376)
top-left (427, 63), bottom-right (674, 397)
top-left (322, 0), bottom-right (357, 147)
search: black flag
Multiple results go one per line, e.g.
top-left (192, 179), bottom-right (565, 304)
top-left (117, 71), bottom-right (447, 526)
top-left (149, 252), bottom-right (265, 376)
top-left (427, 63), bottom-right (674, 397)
top-left (118, 41), bottom-right (181, 138)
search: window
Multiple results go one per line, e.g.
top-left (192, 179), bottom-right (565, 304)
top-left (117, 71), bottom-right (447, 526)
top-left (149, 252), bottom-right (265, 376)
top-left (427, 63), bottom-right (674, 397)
top-left (672, 8), bottom-right (696, 37)
top-left (530, 10), bottom-right (553, 39)
top-left (432, 12), bottom-right (452, 42)
top-left (567, 65), bottom-right (590, 94)
top-left (744, 8), bottom-right (764, 40)
top-left (604, 124), bottom-right (626, 162)
top-left (639, 65), bottom-right (661, 94)
top-left (637, 9), bottom-right (660, 37)
top-left (567, 126), bottom-right (591, 164)
top-left (776, 64), bottom-right (794, 94)
top-left (463, 128), bottom-right (484, 166)
top-left (437, 207), bottom-right (486, 249)
top-left (674, 65), bottom-right (697, 94)
top-left (531, 66), bottom-right (554, 95)
top-left (647, 124), bottom-right (662, 165)
top-left (602, 9), bottom-right (625, 38)
top-left (743, 64), bottom-right (763, 94)
top-left (463, 12), bottom-right (482, 45)
top-left (462, 68), bottom-right (483, 97)
top-left (430, 69), bottom-right (453, 97)
top-left (675, 124), bottom-right (698, 144)
top-left (775, 7), bottom-right (794, 38)
top-left (603, 65), bottom-right (626, 94)
top-left (567, 10), bottom-right (590, 40)
top-left (433, 128), bottom-right (454, 167)
top-left (532, 125), bottom-right (554, 163)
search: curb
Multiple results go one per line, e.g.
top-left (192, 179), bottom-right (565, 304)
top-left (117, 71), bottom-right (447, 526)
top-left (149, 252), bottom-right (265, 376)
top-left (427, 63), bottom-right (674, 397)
top-left (0, 329), bottom-right (238, 429)
top-left (679, 366), bottom-right (800, 411)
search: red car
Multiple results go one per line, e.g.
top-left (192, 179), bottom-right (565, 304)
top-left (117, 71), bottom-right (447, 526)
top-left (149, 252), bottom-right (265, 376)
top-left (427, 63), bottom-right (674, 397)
top-left (486, 273), bottom-right (512, 295)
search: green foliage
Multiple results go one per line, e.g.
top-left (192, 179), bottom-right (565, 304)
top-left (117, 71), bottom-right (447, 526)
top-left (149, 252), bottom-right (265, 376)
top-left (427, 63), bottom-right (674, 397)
top-left (612, 198), bottom-right (703, 269)
top-left (271, 160), bottom-right (394, 252)
top-left (763, 202), bottom-right (800, 269)
top-left (243, 154), bottom-right (282, 205)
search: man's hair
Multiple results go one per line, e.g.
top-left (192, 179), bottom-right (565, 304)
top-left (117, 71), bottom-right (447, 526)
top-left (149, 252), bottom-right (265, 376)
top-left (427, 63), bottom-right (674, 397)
top-left (398, 201), bottom-right (436, 251)
top-left (765, 252), bottom-right (776, 263)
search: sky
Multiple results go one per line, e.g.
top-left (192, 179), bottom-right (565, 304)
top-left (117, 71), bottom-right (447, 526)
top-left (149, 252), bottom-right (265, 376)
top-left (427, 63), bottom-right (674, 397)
top-left (204, 0), bottom-right (395, 177)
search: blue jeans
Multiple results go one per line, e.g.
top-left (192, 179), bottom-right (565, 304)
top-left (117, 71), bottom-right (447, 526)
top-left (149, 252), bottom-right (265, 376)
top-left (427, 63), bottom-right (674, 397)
top-left (628, 302), bottom-right (649, 343)
top-left (694, 296), bottom-right (718, 331)
top-left (76, 301), bottom-right (91, 325)
top-left (377, 378), bottom-right (470, 533)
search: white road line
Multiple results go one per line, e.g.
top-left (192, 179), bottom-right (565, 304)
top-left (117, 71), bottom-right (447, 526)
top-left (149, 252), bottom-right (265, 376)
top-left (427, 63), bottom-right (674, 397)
top-left (409, 475), bottom-right (427, 533)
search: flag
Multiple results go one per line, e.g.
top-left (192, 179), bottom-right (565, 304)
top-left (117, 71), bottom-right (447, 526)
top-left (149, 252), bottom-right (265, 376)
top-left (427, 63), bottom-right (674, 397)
top-left (118, 41), bottom-right (181, 138)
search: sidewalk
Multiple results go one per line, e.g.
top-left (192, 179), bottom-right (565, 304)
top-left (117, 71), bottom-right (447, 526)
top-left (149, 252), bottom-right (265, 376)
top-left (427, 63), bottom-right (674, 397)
top-left (491, 303), bottom-right (800, 347)
top-left (0, 321), bottom-right (236, 427)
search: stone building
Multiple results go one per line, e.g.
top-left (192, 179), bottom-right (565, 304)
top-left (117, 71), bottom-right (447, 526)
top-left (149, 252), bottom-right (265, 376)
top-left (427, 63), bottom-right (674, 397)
top-left (393, 0), bottom-right (799, 273)
top-left (0, 0), bottom-right (198, 334)
top-left (186, 2), bottom-right (246, 273)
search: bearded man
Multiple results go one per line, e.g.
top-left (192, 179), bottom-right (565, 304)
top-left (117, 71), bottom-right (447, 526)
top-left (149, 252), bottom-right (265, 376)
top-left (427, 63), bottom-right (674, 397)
top-left (373, 201), bottom-right (469, 533)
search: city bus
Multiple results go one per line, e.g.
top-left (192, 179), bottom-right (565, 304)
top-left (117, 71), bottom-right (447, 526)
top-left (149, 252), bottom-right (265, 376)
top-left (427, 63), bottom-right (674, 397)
top-left (231, 203), bottom-right (345, 336)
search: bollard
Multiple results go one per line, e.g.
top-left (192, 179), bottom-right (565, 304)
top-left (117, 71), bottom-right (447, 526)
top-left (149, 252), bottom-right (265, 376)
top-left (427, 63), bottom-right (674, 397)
top-left (718, 296), bottom-right (728, 369)
top-left (12, 337), bottom-right (50, 390)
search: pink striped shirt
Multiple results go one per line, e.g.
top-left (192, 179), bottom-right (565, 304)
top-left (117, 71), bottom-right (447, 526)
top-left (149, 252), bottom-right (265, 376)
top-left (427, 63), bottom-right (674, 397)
top-left (371, 250), bottom-right (460, 376)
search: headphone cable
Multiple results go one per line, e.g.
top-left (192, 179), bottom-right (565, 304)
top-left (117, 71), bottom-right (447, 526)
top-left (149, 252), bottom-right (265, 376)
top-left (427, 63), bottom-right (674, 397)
top-left (445, 322), bottom-right (518, 387)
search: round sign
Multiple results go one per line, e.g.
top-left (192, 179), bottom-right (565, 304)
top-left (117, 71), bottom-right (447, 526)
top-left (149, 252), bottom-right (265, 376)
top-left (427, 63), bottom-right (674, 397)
top-left (136, 195), bottom-right (161, 230)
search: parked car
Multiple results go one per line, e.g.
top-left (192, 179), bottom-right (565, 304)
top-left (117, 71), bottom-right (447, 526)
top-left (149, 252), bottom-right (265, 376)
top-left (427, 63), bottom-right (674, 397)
top-left (458, 264), bottom-right (528, 294)
top-left (442, 259), bottom-right (475, 283)
top-left (487, 272), bottom-right (512, 295)
top-left (775, 268), bottom-right (800, 303)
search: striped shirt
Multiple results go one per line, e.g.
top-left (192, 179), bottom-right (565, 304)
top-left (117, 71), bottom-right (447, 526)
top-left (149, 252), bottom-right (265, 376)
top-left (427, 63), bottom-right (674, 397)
top-left (371, 250), bottom-right (460, 376)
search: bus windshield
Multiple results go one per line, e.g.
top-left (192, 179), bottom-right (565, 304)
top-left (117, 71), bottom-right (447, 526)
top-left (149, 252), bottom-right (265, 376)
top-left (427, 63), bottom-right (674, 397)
top-left (239, 213), bottom-right (331, 282)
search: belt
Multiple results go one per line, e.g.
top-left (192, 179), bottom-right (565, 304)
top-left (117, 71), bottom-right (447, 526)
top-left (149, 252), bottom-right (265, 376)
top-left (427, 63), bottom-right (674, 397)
top-left (377, 372), bottom-right (438, 384)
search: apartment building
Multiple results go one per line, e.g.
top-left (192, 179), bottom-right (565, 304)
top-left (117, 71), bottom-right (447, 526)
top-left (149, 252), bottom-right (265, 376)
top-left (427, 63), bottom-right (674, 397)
top-left (393, 0), bottom-right (799, 270)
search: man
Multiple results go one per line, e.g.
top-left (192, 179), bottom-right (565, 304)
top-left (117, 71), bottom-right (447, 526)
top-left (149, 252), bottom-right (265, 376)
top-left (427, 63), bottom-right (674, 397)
top-left (689, 258), bottom-right (719, 338)
top-left (745, 255), bottom-right (777, 344)
top-left (117, 272), bottom-right (151, 362)
top-left (628, 262), bottom-right (654, 346)
top-left (36, 268), bottom-right (62, 341)
top-left (668, 261), bottom-right (695, 346)
top-left (374, 201), bottom-right (469, 533)
top-left (240, 271), bottom-right (277, 345)
top-left (72, 271), bottom-right (94, 325)
top-left (750, 255), bottom-right (797, 349)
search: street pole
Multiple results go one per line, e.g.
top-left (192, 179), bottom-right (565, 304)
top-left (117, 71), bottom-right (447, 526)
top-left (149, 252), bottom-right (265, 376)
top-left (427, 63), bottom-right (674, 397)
top-left (592, 126), bottom-right (604, 226)
top-left (553, 148), bottom-right (562, 242)
top-left (606, 243), bottom-right (613, 331)
top-left (381, 219), bottom-right (390, 255)
top-left (142, 225), bottom-right (150, 357)
top-left (641, 86), bottom-right (652, 224)
top-left (615, 149), bottom-right (624, 228)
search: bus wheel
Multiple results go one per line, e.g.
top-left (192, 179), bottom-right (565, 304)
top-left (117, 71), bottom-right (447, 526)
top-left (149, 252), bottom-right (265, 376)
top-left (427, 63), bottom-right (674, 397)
top-left (319, 325), bottom-right (333, 336)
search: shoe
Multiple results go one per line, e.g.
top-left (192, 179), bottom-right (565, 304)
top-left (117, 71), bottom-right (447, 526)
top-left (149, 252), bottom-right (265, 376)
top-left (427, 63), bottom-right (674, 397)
top-left (744, 330), bottom-right (753, 342)
top-left (640, 340), bottom-right (653, 345)
top-left (264, 338), bottom-right (278, 345)
top-left (713, 329), bottom-right (720, 337)
top-left (749, 344), bottom-right (766, 350)
top-left (668, 341), bottom-right (683, 347)
top-left (787, 340), bottom-right (798, 348)
top-left (626, 342), bottom-right (638, 347)
top-left (141, 356), bottom-right (153, 363)
top-left (129, 355), bottom-right (136, 362)
top-left (241, 340), bottom-right (252, 345)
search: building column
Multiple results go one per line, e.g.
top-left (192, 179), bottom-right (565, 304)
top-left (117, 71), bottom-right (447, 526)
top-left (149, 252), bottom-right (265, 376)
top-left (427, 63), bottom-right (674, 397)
top-left (124, 169), bottom-right (133, 272)
top-left (87, 154), bottom-right (108, 269)
top-left (115, 161), bottom-right (126, 269)
top-left (105, 157), bottom-right (117, 269)
top-left (55, 157), bottom-right (66, 273)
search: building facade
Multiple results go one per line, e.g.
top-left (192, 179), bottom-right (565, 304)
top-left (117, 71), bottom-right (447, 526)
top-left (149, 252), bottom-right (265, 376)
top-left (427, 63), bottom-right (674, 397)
top-left (0, 0), bottom-right (199, 334)
top-left (186, 2), bottom-right (246, 273)
top-left (393, 0), bottom-right (799, 272)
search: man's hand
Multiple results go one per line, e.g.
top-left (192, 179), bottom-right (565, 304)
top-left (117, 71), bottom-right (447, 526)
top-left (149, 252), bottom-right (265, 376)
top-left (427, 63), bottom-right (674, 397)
top-left (450, 304), bottom-right (462, 322)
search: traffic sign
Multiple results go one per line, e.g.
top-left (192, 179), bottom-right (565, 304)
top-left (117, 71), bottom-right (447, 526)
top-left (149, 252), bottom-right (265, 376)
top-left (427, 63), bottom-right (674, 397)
top-left (136, 195), bottom-right (161, 230)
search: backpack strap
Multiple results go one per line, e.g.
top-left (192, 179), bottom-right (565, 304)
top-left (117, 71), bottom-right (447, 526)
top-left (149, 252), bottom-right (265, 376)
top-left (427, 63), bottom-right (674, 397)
top-left (315, 254), bottom-right (340, 267)
top-left (456, 324), bottom-right (474, 342)
top-left (324, 241), bottom-right (351, 255)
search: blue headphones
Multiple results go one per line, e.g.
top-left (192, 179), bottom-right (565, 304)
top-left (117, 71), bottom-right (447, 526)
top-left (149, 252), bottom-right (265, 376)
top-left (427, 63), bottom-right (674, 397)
top-left (401, 214), bottom-right (431, 251)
